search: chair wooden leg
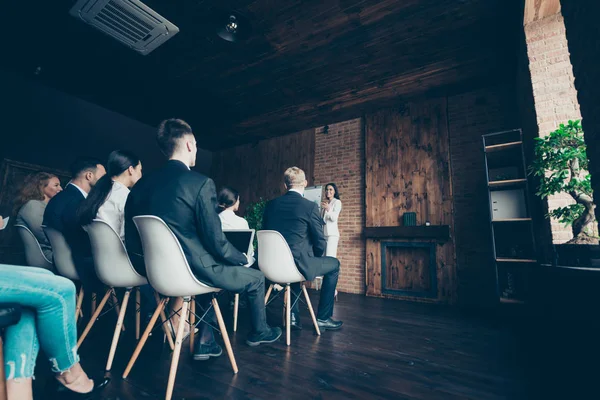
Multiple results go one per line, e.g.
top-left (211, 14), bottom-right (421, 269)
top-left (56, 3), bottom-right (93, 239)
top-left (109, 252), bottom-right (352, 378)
top-left (165, 298), bottom-right (189, 400)
top-left (78, 289), bottom-right (112, 347)
top-left (135, 288), bottom-right (141, 340)
top-left (264, 284), bottom-right (273, 305)
top-left (286, 284), bottom-right (291, 346)
top-left (302, 284), bottom-right (321, 336)
top-left (123, 298), bottom-right (168, 379)
top-left (110, 290), bottom-right (125, 332)
top-left (189, 296), bottom-right (196, 354)
top-left (153, 292), bottom-right (175, 351)
top-left (106, 288), bottom-right (131, 371)
top-left (233, 294), bottom-right (239, 332)
top-left (91, 292), bottom-right (97, 315)
top-left (75, 287), bottom-right (84, 322)
top-left (213, 297), bottom-right (238, 374)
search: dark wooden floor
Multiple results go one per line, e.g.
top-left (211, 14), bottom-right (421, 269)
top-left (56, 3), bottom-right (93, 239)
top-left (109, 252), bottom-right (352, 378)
top-left (33, 289), bottom-right (599, 399)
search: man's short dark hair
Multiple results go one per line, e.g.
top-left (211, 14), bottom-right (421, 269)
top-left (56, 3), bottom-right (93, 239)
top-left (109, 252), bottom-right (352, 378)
top-left (69, 157), bottom-right (103, 179)
top-left (157, 119), bottom-right (193, 157)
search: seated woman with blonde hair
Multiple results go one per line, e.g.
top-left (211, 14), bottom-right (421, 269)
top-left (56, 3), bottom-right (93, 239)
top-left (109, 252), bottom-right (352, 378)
top-left (14, 172), bottom-right (63, 261)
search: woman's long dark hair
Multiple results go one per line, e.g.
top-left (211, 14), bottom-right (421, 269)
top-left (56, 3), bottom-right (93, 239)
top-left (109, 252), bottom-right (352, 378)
top-left (78, 150), bottom-right (140, 226)
top-left (217, 186), bottom-right (240, 214)
top-left (325, 182), bottom-right (340, 200)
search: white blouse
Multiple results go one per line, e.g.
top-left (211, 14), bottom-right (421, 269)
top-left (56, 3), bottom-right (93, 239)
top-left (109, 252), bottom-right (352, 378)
top-left (219, 209), bottom-right (254, 258)
top-left (97, 180), bottom-right (130, 241)
top-left (322, 198), bottom-right (342, 237)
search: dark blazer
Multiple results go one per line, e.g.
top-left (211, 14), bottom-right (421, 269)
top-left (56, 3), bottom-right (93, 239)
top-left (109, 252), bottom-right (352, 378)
top-left (262, 191), bottom-right (327, 280)
top-left (43, 183), bottom-right (91, 259)
top-left (124, 160), bottom-right (247, 284)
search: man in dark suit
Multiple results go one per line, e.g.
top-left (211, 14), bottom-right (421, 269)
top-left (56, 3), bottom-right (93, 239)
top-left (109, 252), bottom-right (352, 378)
top-left (125, 119), bottom-right (281, 359)
top-left (43, 157), bottom-right (106, 291)
top-left (263, 167), bottom-right (343, 331)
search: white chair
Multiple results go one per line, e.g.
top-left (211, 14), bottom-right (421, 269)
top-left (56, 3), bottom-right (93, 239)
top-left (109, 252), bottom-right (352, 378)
top-left (123, 216), bottom-right (238, 400)
top-left (42, 225), bottom-right (86, 321)
top-left (257, 230), bottom-right (321, 346)
top-left (81, 219), bottom-right (161, 371)
top-left (15, 224), bottom-right (54, 271)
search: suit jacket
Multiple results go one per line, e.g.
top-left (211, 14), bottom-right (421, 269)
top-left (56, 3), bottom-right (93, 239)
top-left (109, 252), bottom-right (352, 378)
top-left (262, 191), bottom-right (327, 280)
top-left (43, 183), bottom-right (91, 259)
top-left (124, 160), bottom-right (247, 281)
top-left (322, 198), bottom-right (342, 237)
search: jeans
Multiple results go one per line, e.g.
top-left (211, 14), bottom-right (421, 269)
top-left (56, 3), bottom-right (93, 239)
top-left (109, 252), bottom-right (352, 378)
top-left (0, 264), bottom-right (79, 379)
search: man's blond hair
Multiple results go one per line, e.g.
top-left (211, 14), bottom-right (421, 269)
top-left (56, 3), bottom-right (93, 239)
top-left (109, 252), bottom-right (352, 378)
top-left (284, 167), bottom-right (306, 188)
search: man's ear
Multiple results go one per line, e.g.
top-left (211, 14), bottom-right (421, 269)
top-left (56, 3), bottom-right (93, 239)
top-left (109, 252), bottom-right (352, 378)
top-left (284, 183), bottom-right (289, 191)
top-left (85, 171), bottom-right (94, 182)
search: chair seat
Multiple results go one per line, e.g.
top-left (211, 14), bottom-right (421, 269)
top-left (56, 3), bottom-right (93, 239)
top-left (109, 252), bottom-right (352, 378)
top-left (0, 303), bottom-right (22, 329)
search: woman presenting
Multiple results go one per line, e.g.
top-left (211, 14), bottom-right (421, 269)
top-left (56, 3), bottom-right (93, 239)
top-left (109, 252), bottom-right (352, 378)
top-left (321, 183), bottom-right (342, 257)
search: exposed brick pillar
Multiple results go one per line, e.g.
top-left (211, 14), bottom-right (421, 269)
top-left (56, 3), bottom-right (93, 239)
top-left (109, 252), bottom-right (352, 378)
top-left (561, 2), bottom-right (600, 233)
top-left (314, 119), bottom-right (366, 294)
top-left (524, 10), bottom-right (582, 243)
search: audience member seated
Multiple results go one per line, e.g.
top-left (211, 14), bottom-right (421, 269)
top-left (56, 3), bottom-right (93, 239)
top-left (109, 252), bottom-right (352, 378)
top-left (125, 118), bottom-right (281, 360)
top-left (43, 157), bottom-right (106, 291)
top-left (0, 263), bottom-right (109, 400)
top-left (14, 172), bottom-right (63, 261)
top-left (77, 150), bottom-right (142, 242)
top-left (263, 167), bottom-right (343, 332)
top-left (217, 186), bottom-right (254, 259)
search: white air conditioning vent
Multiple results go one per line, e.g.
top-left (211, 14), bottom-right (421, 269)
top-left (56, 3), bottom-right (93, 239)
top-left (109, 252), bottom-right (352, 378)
top-left (70, 0), bottom-right (179, 55)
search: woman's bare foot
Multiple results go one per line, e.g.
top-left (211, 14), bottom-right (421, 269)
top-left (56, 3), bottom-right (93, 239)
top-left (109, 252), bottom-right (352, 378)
top-left (7, 377), bottom-right (33, 400)
top-left (55, 362), bottom-right (94, 393)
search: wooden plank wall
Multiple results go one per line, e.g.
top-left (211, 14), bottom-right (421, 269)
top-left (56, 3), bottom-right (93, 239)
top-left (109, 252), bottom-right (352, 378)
top-left (211, 129), bottom-right (315, 212)
top-left (364, 100), bottom-right (457, 302)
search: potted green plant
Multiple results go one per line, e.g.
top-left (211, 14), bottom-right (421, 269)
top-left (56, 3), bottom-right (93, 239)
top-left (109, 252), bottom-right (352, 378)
top-left (530, 120), bottom-right (599, 263)
top-left (245, 198), bottom-right (267, 249)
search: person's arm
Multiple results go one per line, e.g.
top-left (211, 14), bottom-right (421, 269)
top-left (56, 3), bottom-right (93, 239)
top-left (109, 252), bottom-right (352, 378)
top-left (195, 178), bottom-right (247, 265)
top-left (324, 199), bottom-right (342, 223)
top-left (308, 202), bottom-right (327, 257)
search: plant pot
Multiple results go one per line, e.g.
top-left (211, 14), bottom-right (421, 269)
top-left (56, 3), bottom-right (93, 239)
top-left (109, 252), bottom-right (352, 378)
top-left (554, 244), bottom-right (600, 268)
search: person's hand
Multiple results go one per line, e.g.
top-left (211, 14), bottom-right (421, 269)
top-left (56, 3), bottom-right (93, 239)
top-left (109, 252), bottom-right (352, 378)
top-left (242, 253), bottom-right (255, 268)
top-left (320, 201), bottom-right (328, 209)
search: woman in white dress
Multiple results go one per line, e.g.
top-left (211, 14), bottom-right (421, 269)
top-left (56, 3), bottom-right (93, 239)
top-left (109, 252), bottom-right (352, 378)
top-left (321, 183), bottom-right (342, 257)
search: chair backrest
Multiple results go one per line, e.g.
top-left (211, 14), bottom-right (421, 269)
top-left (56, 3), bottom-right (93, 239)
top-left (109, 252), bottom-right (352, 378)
top-left (257, 230), bottom-right (305, 284)
top-left (42, 225), bottom-right (80, 280)
top-left (86, 219), bottom-right (147, 288)
top-left (15, 224), bottom-right (54, 270)
top-left (132, 215), bottom-right (219, 297)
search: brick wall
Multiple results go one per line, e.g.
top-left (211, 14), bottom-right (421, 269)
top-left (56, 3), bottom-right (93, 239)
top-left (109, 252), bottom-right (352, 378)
top-left (314, 119), bottom-right (365, 294)
top-left (524, 13), bottom-right (582, 243)
top-left (447, 86), bottom-right (519, 306)
top-left (561, 2), bottom-right (600, 233)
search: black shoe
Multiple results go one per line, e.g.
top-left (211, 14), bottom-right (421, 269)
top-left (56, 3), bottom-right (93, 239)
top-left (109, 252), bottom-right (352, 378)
top-left (317, 318), bottom-right (343, 331)
top-left (193, 341), bottom-right (223, 361)
top-left (290, 312), bottom-right (303, 330)
top-left (246, 327), bottom-right (282, 347)
top-left (46, 376), bottom-right (110, 399)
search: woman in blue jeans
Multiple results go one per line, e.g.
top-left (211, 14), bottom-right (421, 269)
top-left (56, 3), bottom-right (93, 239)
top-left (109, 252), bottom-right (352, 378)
top-left (1, 264), bottom-right (108, 399)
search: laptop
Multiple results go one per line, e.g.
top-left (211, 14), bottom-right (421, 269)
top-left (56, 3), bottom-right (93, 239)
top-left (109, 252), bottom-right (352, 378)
top-left (223, 229), bottom-right (255, 255)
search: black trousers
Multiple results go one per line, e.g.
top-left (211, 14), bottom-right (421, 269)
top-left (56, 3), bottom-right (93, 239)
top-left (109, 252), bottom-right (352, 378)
top-left (292, 256), bottom-right (340, 320)
top-left (194, 265), bottom-right (270, 336)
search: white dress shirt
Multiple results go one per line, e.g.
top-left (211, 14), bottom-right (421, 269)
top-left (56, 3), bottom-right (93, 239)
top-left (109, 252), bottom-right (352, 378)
top-left (97, 180), bottom-right (130, 241)
top-left (219, 209), bottom-right (254, 258)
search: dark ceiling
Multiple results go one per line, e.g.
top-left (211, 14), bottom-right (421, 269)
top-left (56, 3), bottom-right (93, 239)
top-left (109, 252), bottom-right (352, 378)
top-left (2, 0), bottom-right (522, 149)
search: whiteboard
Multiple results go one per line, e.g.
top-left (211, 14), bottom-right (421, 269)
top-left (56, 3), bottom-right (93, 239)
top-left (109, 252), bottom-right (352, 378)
top-left (304, 185), bottom-right (323, 209)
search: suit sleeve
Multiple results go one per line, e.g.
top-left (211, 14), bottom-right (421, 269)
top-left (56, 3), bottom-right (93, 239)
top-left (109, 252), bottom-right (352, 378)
top-left (308, 202), bottom-right (327, 257)
top-left (196, 178), bottom-right (247, 265)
